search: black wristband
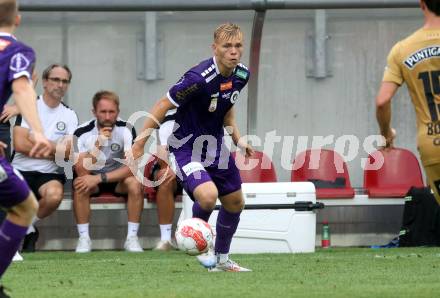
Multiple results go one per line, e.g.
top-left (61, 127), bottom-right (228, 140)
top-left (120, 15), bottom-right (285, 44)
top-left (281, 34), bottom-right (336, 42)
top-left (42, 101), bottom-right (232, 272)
top-left (100, 172), bottom-right (107, 183)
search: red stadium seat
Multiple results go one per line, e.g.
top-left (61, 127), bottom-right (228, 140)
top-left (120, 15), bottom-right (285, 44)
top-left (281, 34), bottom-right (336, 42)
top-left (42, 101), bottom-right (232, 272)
top-left (291, 149), bottom-right (355, 199)
top-left (143, 155), bottom-right (159, 202)
top-left (143, 155), bottom-right (182, 202)
top-left (363, 148), bottom-right (424, 198)
top-left (232, 150), bottom-right (277, 183)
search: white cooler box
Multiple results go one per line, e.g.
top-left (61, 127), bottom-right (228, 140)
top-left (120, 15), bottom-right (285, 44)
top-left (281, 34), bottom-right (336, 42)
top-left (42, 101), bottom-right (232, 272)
top-left (181, 182), bottom-right (322, 254)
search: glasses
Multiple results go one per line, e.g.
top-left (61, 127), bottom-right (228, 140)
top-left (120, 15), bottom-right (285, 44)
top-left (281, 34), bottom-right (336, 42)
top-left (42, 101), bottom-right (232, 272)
top-left (48, 77), bottom-right (70, 85)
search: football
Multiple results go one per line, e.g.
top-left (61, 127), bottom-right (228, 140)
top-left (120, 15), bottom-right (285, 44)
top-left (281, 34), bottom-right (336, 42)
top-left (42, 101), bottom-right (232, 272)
top-left (175, 218), bottom-right (214, 256)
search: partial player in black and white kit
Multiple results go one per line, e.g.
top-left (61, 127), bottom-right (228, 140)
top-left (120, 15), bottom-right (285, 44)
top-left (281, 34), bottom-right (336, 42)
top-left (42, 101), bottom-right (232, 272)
top-left (12, 64), bottom-right (78, 252)
top-left (153, 109), bottom-right (182, 251)
top-left (73, 90), bottom-right (144, 253)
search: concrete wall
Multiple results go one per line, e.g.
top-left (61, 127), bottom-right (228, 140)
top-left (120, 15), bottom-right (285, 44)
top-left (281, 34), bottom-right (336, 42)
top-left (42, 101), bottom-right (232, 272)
top-left (16, 8), bottom-right (424, 187)
top-left (12, 9), bottom-right (425, 248)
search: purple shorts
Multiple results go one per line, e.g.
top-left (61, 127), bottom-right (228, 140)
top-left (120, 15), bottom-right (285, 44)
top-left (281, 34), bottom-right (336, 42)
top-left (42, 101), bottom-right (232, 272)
top-left (0, 157), bottom-right (31, 209)
top-left (170, 150), bottom-right (242, 200)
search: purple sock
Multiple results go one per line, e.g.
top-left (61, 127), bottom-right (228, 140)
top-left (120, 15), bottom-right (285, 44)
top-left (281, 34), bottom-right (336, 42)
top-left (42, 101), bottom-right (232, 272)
top-left (0, 219), bottom-right (28, 278)
top-left (215, 207), bottom-right (241, 254)
top-left (192, 201), bottom-right (213, 222)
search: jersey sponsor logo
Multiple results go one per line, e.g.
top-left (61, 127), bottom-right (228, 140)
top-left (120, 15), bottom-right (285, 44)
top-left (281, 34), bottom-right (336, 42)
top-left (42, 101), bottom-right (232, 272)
top-left (56, 121), bottom-right (66, 131)
top-left (209, 98), bottom-right (218, 112)
top-left (222, 91), bottom-right (232, 100)
top-left (205, 72), bottom-right (217, 83)
top-left (0, 165), bottom-right (7, 183)
top-left (10, 52), bottom-right (31, 73)
top-left (111, 143), bottom-right (121, 152)
top-left (404, 46), bottom-right (440, 69)
top-left (230, 90), bottom-right (240, 104)
top-left (235, 68), bottom-right (248, 80)
top-left (182, 162), bottom-right (205, 176)
top-left (209, 92), bottom-right (219, 112)
top-left (0, 39), bottom-right (11, 51)
top-left (201, 64), bottom-right (215, 77)
top-left (220, 81), bottom-right (233, 91)
top-left (175, 83), bottom-right (198, 101)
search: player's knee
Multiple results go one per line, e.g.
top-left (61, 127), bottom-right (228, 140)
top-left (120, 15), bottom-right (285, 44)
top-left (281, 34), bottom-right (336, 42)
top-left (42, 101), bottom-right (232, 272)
top-left (44, 186), bottom-right (63, 204)
top-left (10, 193), bottom-right (38, 222)
top-left (127, 178), bottom-right (143, 197)
top-left (223, 198), bottom-right (244, 213)
top-left (196, 189), bottom-right (218, 211)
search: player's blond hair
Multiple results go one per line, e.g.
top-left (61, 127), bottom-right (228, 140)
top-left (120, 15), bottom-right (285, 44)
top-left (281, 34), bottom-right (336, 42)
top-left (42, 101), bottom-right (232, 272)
top-left (213, 23), bottom-right (243, 43)
top-left (0, 0), bottom-right (17, 27)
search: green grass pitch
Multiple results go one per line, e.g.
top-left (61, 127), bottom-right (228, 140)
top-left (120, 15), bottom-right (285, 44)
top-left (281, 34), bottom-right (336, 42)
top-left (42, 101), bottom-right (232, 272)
top-left (3, 248), bottom-right (440, 297)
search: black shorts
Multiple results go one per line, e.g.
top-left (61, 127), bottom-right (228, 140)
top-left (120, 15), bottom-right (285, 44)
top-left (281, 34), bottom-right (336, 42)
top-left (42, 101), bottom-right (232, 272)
top-left (93, 182), bottom-right (127, 198)
top-left (19, 171), bottom-right (66, 200)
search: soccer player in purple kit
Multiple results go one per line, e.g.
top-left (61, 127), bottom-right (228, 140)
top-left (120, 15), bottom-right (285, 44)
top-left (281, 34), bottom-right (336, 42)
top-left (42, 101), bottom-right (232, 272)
top-left (0, 1), bottom-right (52, 296)
top-left (133, 23), bottom-right (253, 272)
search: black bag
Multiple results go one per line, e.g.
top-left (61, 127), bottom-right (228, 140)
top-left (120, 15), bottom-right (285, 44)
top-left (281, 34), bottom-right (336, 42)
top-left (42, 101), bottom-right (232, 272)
top-left (399, 187), bottom-right (440, 247)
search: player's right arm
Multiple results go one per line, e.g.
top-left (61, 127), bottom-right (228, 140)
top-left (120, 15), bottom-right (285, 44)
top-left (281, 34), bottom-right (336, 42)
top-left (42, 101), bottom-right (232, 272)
top-left (132, 97), bottom-right (175, 159)
top-left (376, 82), bottom-right (398, 148)
top-left (12, 77), bottom-right (51, 158)
top-left (376, 42), bottom-right (402, 148)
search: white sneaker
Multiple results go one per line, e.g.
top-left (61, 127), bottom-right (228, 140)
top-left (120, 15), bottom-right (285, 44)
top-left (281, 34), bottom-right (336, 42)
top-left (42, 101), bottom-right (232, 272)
top-left (124, 236), bottom-right (143, 252)
top-left (12, 251), bottom-right (23, 262)
top-left (75, 236), bottom-right (91, 253)
top-left (209, 258), bottom-right (252, 272)
top-left (196, 249), bottom-right (216, 269)
top-left (153, 240), bottom-right (175, 251)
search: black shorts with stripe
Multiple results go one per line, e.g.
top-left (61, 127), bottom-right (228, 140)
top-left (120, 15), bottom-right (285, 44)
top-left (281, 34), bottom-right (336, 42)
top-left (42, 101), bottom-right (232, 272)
top-left (19, 171), bottom-right (66, 200)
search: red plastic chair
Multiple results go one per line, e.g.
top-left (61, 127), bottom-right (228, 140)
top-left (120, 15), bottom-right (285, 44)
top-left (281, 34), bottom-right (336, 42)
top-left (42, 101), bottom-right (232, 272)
top-left (144, 155), bottom-right (160, 202)
top-left (232, 150), bottom-right (277, 183)
top-left (143, 155), bottom-right (183, 202)
top-left (364, 148), bottom-right (424, 198)
top-left (291, 149), bottom-right (355, 199)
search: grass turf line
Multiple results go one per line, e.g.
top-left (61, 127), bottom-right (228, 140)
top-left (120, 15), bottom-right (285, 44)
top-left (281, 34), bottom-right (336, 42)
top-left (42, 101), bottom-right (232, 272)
top-left (3, 248), bottom-right (440, 298)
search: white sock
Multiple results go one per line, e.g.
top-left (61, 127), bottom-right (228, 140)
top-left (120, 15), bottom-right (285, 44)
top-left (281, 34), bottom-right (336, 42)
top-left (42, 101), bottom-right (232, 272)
top-left (127, 222), bottom-right (140, 238)
top-left (159, 224), bottom-right (172, 241)
top-left (77, 223), bottom-right (90, 238)
top-left (26, 216), bottom-right (41, 234)
top-left (218, 253), bottom-right (229, 264)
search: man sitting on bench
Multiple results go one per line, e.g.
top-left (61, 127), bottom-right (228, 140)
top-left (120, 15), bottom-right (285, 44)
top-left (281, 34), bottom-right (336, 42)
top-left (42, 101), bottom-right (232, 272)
top-left (73, 90), bottom-right (143, 253)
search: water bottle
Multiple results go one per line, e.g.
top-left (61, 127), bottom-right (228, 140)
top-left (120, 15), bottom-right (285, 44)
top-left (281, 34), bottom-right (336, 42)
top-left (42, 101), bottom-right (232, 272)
top-left (321, 221), bottom-right (331, 248)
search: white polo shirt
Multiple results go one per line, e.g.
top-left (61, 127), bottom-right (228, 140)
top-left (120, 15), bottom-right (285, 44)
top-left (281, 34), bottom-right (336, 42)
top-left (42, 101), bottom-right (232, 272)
top-left (74, 118), bottom-right (136, 174)
top-left (12, 95), bottom-right (79, 173)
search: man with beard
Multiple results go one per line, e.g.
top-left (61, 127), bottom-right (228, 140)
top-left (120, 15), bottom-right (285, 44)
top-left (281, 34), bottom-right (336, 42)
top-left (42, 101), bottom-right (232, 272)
top-left (73, 90), bottom-right (143, 253)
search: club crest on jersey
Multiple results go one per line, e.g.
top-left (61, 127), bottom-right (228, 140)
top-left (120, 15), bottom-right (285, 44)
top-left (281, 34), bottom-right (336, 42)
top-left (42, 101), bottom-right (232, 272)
top-left (10, 53), bottom-right (31, 72)
top-left (111, 143), bottom-right (121, 152)
top-left (0, 39), bottom-right (11, 51)
top-left (56, 121), bottom-right (66, 131)
top-left (209, 93), bottom-right (218, 112)
top-left (230, 91), bottom-right (240, 104)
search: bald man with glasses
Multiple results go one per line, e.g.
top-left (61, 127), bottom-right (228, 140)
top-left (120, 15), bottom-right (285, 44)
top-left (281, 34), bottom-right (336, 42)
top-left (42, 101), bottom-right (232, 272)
top-left (10, 64), bottom-right (78, 253)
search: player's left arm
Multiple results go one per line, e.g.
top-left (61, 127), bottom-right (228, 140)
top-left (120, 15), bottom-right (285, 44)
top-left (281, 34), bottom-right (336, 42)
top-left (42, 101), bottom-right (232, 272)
top-left (223, 106), bottom-right (254, 157)
top-left (13, 125), bottom-right (57, 159)
top-left (376, 81), bottom-right (399, 148)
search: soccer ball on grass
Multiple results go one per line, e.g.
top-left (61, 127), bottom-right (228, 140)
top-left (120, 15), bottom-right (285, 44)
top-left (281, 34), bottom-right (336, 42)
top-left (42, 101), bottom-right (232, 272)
top-left (175, 218), bottom-right (214, 256)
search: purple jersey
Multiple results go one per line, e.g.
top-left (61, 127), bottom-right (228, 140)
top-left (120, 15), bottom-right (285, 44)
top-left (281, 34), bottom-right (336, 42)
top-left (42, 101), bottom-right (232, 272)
top-left (0, 32), bottom-right (35, 111)
top-left (0, 32), bottom-right (34, 208)
top-left (167, 57), bottom-right (250, 163)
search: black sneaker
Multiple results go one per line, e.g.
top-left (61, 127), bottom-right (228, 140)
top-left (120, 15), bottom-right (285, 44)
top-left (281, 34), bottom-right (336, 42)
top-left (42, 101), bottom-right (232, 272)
top-left (22, 226), bottom-right (39, 253)
top-left (0, 285), bottom-right (11, 298)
